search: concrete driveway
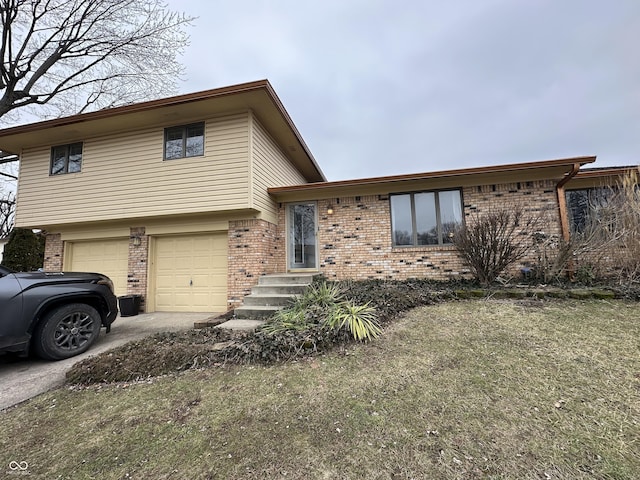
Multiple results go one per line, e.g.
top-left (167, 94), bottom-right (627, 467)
top-left (0, 312), bottom-right (216, 411)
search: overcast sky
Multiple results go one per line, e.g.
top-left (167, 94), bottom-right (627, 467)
top-left (173, 1), bottom-right (638, 181)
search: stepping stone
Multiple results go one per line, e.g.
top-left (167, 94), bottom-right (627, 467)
top-left (216, 319), bottom-right (264, 331)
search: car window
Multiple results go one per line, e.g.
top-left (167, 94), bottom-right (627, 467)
top-left (0, 266), bottom-right (14, 277)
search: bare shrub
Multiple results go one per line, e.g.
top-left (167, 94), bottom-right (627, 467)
top-left (591, 168), bottom-right (640, 284)
top-left (453, 204), bottom-right (543, 286)
top-left (530, 232), bottom-right (576, 283)
top-left (534, 168), bottom-right (640, 285)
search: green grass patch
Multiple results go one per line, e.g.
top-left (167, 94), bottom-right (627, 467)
top-left (1, 299), bottom-right (638, 478)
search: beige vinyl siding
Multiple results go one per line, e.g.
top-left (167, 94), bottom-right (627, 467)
top-left (15, 113), bottom-right (251, 228)
top-left (251, 115), bottom-right (307, 223)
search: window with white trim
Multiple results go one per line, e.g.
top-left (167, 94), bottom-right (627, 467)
top-left (390, 190), bottom-right (463, 246)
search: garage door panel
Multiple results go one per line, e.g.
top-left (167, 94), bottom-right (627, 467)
top-left (154, 233), bottom-right (227, 312)
top-left (68, 239), bottom-right (128, 297)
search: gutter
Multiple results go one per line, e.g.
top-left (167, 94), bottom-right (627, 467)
top-left (556, 162), bottom-right (582, 242)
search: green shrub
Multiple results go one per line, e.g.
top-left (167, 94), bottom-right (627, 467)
top-left (324, 302), bottom-right (381, 341)
top-left (260, 282), bottom-right (343, 335)
top-left (1, 227), bottom-right (45, 271)
top-left (260, 307), bottom-right (308, 335)
top-left (299, 280), bottom-right (343, 308)
top-left (260, 281), bottom-right (382, 342)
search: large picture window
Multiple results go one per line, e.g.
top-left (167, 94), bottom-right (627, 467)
top-left (164, 123), bottom-right (205, 160)
top-left (391, 190), bottom-right (463, 246)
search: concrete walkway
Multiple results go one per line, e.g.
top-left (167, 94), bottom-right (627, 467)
top-left (0, 312), bottom-right (216, 411)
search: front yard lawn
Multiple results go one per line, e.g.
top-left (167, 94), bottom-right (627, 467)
top-left (1, 299), bottom-right (638, 479)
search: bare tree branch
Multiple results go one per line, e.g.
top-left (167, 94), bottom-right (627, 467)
top-left (0, 0), bottom-right (194, 122)
top-left (0, 190), bottom-right (15, 237)
top-left (0, 170), bottom-right (18, 180)
top-left (0, 156), bottom-right (18, 236)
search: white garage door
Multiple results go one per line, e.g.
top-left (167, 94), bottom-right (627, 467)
top-left (154, 233), bottom-right (228, 312)
top-left (66, 239), bottom-right (129, 296)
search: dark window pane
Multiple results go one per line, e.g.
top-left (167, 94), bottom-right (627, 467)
top-left (391, 194), bottom-right (413, 245)
top-left (186, 124), bottom-right (204, 138)
top-left (185, 124), bottom-right (204, 157)
top-left (165, 127), bottom-right (184, 160)
top-left (414, 192), bottom-right (438, 245)
top-left (290, 204), bottom-right (316, 267)
top-left (439, 190), bottom-right (462, 243)
top-left (164, 123), bottom-right (204, 160)
top-left (566, 190), bottom-right (589, 233)
top-left (391, 190), bottom-right (463, 247)
top-left (68, 143), bottom-right (83, 173)
top-left (566, 187), bottom-right (612, 234)
top-left (165, 140), bottom-right (183, 160)
top-left (51, 146), bottom-right (67, 175)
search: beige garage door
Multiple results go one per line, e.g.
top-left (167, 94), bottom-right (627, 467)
top-left (66, 239), bottom-right (129, 296)
top-left (154, 233), bottom-right (228, 312)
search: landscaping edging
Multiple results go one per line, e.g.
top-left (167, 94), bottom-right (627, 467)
top-left (454, 287), bottom-right (617, 300)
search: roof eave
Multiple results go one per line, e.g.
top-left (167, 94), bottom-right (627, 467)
top-left (268, 156), bottom-right (597, 200)
top-left (0, 79), bottom-right (326, 182)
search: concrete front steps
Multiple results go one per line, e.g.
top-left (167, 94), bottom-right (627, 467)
top-left (216, 273), bottom-right (317, 330)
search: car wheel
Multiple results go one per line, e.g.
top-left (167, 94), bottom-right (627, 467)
top-left (33, 304), bottom-right (102, 360)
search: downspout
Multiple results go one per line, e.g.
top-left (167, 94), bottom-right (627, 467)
top-left (556, 163), bottom-right (581, 242)
top-left (555, 163), bottom-right (581, 280)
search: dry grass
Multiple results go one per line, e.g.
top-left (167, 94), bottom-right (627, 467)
top-left (1, 299), bottom-right (638, 479)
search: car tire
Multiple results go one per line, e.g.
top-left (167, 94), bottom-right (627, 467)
top-left (33, 304), bottom-right (102, 360)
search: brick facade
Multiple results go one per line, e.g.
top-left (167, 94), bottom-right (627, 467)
top-left (463, 179), bottom-right (562, 273)
top-left (312, 194), bottom-right (467, 281)
top-left (127, 227), bottom-right (148, 312)
top-left (274, 179), bottom-right (562, 282)
top-left (227, 219), bottom-right (279, 308)
top-left (40, 180), bottom-right (564, 310)
top-left (43, 233), bottom-right (63, 271)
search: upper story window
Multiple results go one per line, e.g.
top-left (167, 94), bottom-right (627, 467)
top-left (390, 189), bottom-right (463, 246)
top-left (50, 142), bottom-right (83, 175)
top-left (164, 123), bottom-right (205, 160)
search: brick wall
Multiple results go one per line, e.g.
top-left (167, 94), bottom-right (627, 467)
top-left (463, 179), bottom-right (561, 274)
top-left (43, 233), bottom-right (63, 271)
top-left (227, 219), bottom-right (279, 308)
top-left (313, 195), bottom-right (467, 280)
top-left (127, 227), bottom-right (148, 312)
top-left (274, 180), bottom-right (562, 282)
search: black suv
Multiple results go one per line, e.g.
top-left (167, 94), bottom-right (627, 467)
top-left (0, 266), bottom-right (118, 360)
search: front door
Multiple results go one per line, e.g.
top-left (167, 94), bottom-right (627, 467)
top-left (287, 202), bottom-right (317, 270)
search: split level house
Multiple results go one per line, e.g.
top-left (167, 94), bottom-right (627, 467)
top-left (0, 80), bottom-right (632, 313)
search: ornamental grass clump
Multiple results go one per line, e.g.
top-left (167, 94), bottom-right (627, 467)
top-left (260, 281), bottom-right (381, 342)
top-left (324, 302), bottom-right (380, 341)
